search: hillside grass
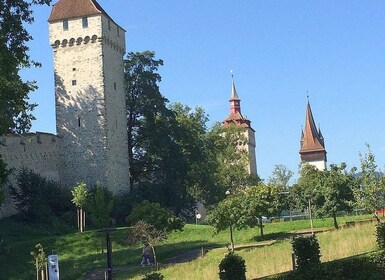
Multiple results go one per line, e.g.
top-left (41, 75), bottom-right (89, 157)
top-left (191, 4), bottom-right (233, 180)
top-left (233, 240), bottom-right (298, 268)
top-left (0, 214), bottom-right (376, 280)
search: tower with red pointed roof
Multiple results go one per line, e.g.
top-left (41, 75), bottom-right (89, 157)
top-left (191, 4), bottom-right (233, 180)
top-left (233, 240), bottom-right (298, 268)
top-left (299, 99), bottom-right (327, 171)
top-left (48, 0), bottom-right (129, 192)
top-left (222, 75), bottom-right (257, 175)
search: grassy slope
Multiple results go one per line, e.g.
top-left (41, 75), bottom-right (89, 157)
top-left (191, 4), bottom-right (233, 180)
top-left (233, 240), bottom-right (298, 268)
top-left (0, 214), bottom-right (375, 280)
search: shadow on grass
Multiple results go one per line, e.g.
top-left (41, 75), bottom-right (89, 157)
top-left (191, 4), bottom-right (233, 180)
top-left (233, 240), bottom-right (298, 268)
top-left (254, 231), bottom-right (293, 242)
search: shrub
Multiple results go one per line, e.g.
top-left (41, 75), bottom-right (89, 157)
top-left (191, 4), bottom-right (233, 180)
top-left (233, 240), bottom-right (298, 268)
top-left (87, 182), bottom-right (114, 229)
top-left (142, 272), bottom-right (164, 280)
top-left (218, 252), bottom-right (246, 280)
top-left (292, 235), bottom-right (321, 269)
top-left (126, 200), bottom-right (184, 232)
top-left (10, 168), bottom-right (72, 221)
top-left (376, 222), bottom-right (385, 250)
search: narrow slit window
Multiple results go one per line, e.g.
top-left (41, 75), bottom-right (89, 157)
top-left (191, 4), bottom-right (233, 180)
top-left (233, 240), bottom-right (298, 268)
top-left (108, 20), bottom-right (111, 30)
top-left (114, 83), bottom-right (117, 90)
top-left (72, 80), bottom-right (77, 86)
top-left (82, 17), bottom-right (88, 28)
top-left (78, 117), bottom-right (81, 127)
top-left (63, 19), bottom-right (69, 30)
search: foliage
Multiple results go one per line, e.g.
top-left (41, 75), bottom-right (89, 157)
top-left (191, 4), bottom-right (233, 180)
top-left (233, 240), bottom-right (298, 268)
top-left (127, 220), bottom-right (168, 269)
top-left (30, 243), bottom-right (47, 278)
top-left (0, 156), bottom-right (9, 205)
top-left (243, 183), bottom-right (284, 236)
top-left (142, 272), bottom-right (164, 280)
top-left (112, 191), bottom-right (133, 225)
top-left (71, 182), bottom-right (88, 208)
top-left (295, 163), bottom-right (356, 229)
top-left (268, 164), bottom-right (294, 188)
top-left (87, 182), bottom-right (114, 229)
top-left (218, 252), bottom-right (246, 280)
top-left (292, 235), bottom-right (321, 269)
top-left (376, 222), bottom-right (385, 251)
top-left (354, 145), bottom-right (385, 222)
top-left (10, 168), bottom-right (72, 221)
top-left (126, 200), bottom-right (184, 232)
top-left (124, 52), bottom-right (201, 215)
top-left (0, 0), bottom-right (52, 134)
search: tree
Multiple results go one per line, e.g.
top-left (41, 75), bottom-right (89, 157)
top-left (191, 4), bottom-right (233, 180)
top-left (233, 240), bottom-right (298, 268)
top-left (71, 182), bottom-right (89, 232)
top-left (0, 157), bottom-right (9, 205)
top-left (0, 0), bottom-right (52, 134)
top-left (354, 145), bottom-right (385, 223)
top-left (30, 243), bottom-right (47, 280)
top-left (0, 0), bottom-right (52, 205)
top-left (87, 183), bottom-right (114, 229)
top-left (317, 163), bottom-right (355, 229)
top-left (206, 193), bottom-right (253, 251)
top-left (126, 200), bottom-right (184, 232)
top-left (127, 220), bottom-right (167, 270)
top-left (268, 164), bottom-right (293, 189)
top-left (243, 183), bottom-right (283, 236)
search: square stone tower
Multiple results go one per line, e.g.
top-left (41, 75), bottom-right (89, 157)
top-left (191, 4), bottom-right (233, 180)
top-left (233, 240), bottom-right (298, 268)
top-left (48, 0), bottom-right (129, 193)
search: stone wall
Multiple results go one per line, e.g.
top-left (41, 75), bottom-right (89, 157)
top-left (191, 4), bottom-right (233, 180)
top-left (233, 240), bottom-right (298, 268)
top-left (0, 132), bottom-right (60, 218)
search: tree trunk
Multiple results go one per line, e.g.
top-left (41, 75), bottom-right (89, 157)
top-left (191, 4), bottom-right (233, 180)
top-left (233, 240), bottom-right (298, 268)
top-left (332, 213), bottom-right (339, 229)
top-left (230, 224), bottom-right (234, 252)
top-left (258, 216), bottom-right (264, 236)
top-left (375, 212), bottom-right (381, 223)
top-left (80, 208), bottom-right (83, 232)
top-left (151, 245), bottom-right (158, 271)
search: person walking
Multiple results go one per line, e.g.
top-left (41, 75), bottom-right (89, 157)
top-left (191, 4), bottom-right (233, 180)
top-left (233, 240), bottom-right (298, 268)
top-left (140, 243), bottom-right (152, 267)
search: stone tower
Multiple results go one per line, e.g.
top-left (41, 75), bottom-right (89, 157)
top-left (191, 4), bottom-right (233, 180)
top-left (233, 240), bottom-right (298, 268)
top-left (222, 76), bottom-right (257, 175)
top-left (48, 0), bottom-right (129, 193)
top-left (299, 100), bottom-right (327, 171)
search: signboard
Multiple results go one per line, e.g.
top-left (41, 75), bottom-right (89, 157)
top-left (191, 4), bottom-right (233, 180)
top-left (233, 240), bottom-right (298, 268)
top-left (48, 254), bottom-right (59, 280)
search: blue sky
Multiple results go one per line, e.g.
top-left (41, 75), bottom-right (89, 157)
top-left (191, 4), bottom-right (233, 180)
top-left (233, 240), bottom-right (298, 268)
top-left (22, 0), bottom-right (385, 182)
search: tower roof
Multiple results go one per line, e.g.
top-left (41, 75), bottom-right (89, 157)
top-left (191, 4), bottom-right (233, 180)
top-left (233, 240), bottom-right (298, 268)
top-left (48, 0), bottom-right (109, 22)
top-left (222, 76), bottom-right (253, 130)
top-left (300, 101), bottom-right (326, 154)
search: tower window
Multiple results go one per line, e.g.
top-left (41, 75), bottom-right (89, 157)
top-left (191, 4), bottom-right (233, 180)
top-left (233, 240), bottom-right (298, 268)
top-left (108, 20), bottom-right (111, 30)
top-left (114, 83), bottom-right (117, 90)
top-left (82, 17), bottom-right (88, 28)
top-left (78, 117), bottom-right (81, 127)
top-left (63, 19), bottom-right (69, 30)
top-left (72, 80), bottom-right (77, 86)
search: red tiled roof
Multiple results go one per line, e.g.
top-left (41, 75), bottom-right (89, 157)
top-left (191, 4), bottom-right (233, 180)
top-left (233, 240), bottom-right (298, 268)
top-left (300, 102), bottom-right (326, 154)
top-left (48, 0), bottom-right (109, 22)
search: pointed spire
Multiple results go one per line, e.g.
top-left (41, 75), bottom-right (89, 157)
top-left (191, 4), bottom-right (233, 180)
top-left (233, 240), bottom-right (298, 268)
top-left (229, 71), bottom-right (241, 114)
top-left (299, 99), bottom-right (327, 167)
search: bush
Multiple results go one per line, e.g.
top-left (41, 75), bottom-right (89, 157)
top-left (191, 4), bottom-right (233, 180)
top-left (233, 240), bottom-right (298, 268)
top-left (87, 182), bottom-right (114, 229)
top-left (10, 168), bottom-right (72, 221)
top-left (126, 200), bottom-right (184, 232)
top-left (142, 272), bottom-right (164, 280)
top-left (292, 235), bottom-right (321, 269)
top-left (376, 222), bottom-right (385, 250)
top-left (218, 252), bottom-right (246, 280)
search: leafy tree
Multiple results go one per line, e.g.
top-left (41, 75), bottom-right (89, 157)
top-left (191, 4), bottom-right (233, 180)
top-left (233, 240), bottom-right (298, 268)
top-left (30, 243), bottom-right (47, 280)
top-left (71, 182), bottom-right (89, 232)
top-left (243, 183), bottom-right (283, 236)
top-left (268, 164), bottom-right (293, 188)
top-left (126, 200), bottom-right (184, 232)
top-left (317, 163), bottom-right (356, 229)
top-left (354, 145), bottom-right (385, 223)
top-left (127, 220), bottom-right (167, 270)
top-left (206, 193), bottom-right (253, 251)
top-left (87, 183), bottom-right (114, 229)
top-left (0, 156), bottom-right (9, 205)
top-left (10, 168), bottom-right (72, 221)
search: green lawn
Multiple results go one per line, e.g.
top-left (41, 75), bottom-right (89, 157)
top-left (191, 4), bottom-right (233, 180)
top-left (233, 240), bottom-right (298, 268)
top-left (0, 214), bottom-right (376, 280)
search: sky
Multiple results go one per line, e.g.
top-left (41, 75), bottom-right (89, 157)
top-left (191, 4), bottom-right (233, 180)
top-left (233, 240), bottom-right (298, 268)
top-left (22, 0), bottom-right (385, 182)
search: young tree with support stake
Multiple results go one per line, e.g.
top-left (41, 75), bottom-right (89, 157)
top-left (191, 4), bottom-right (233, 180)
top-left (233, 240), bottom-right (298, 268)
top-left (71, 182), bottom-right (89, 232)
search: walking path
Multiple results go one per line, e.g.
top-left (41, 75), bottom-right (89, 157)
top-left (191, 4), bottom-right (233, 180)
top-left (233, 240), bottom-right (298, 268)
top-left (83, 241), bottom-right (275, 280)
